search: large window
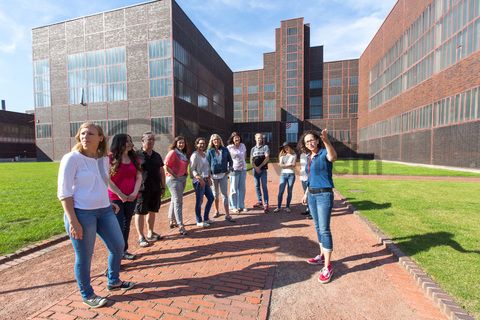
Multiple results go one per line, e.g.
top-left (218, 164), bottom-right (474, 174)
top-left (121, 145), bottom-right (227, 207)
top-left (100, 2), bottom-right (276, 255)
top-left (349, 94), bottom-right (358, 114)
top-left (36, 124), bottom-right (51, 138)
top-left (234, 102), bottom-right (243, 123)
top-left (33, 60), bottom-right (51, 108)
top-left (107, 120), bottom-right (127, 136)
top-left (263, 99), bottom-right (275, 121)
top-left (329, 78), bottom-right (342, 87)
top-left (149, 40), bottom-right (172, 97)
top-left (67, 48), bottom-right (127, 105)
top-left (248, 85), bottom-right (258, 94)
top-left (70, 122), bottom-right (83, 137)
top-left (310, 80), bottom-right (322, 89)
top-left (264, 84), bottom-right (275, 92)
top-left (151, 117), bottom-right (172, 134)
top-left (310, 97), bottom-right (323, 119)
top-left (234, 86), bottom-right (242, 95)
top-left (247, 100), bottom-right (259, 121)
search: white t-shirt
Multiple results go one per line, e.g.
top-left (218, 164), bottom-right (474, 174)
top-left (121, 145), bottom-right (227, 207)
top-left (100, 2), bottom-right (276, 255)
top-left (299, 153), bottom-right (308, 181)
top-left (227, 143), bottom-right (247, 171)
top-left (57, 151), bottom-right (111, 210)
top-left (280, 153), bottom-right (297, 174)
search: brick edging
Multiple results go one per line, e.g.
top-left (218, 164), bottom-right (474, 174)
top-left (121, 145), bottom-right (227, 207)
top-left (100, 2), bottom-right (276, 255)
top-left (334, 190), bottom-right (475, 320)
top-left (0, 190), bottom-right (194, 268)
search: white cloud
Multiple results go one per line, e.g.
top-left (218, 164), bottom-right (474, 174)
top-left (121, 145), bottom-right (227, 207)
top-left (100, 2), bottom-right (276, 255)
top-left (311, 15), bottom-right (385, 61)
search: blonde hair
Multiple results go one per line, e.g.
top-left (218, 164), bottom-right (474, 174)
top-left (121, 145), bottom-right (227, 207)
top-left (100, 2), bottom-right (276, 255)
top-left (208, 133), bottom-right (224, 149)
top-left (72, 122), bottom-right (108, 157)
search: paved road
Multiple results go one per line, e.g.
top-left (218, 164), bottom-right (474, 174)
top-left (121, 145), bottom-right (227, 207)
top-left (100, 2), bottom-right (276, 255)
top-left (0, 166), bottom-right (446, 320)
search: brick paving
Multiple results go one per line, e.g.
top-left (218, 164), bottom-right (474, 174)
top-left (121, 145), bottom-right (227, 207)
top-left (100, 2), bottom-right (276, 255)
top-left (2, 166), bottom-right (470, 319)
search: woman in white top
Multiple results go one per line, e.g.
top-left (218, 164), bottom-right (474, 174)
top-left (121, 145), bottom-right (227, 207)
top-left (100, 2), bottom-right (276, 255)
top-left (274, 142), bottom-right (297, 213)
top-left (227, 132), bottom-right (247, 213)
top-left (57, 122), bottom-right (135, 309)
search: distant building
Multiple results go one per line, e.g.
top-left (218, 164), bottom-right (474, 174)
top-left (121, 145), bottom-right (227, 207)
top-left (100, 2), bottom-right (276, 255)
top-left (32, 0), bottom-right (232, 161)
top-left (233, 18), bottom-right (359, 155)
top-left (0, 109), bottom-right (36, 159)
top-left (358, 0), bottom-right (480, 168)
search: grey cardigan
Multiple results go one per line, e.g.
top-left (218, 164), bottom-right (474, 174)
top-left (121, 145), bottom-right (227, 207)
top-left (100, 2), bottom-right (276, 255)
top-left (189, 151), bottom-right (210, 181)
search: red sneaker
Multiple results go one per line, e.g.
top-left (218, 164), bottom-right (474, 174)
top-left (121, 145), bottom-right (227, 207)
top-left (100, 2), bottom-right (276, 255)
top-left (306, 254), bottom-right (324, 265)
top-left (263, 204), bottom-right (269, 214)
top-left (318, 264), bottom-right (333, 284)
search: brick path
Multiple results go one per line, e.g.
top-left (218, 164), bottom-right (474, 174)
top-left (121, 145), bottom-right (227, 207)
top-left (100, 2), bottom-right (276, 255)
top-left (2, 166), bottom-right (452, 320)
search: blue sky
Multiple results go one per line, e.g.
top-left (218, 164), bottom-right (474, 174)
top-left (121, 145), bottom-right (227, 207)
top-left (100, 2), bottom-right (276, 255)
top-left (0, 0), bottom-right (396, 113)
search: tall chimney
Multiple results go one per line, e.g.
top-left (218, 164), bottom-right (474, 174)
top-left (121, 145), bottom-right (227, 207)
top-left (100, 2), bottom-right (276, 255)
top-left (1, 100), bottom-right (5, 111)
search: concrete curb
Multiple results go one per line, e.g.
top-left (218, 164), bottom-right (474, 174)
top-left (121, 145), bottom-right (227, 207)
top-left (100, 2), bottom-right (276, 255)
top-left (334, 190), bottom-right (475, 320)
top-left (0, 190), bottom-right (195, 269)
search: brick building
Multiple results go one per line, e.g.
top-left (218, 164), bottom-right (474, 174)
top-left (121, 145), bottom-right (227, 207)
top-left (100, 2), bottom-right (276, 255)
top-left (233, 18), bottom-right (359, 155)
top-left (32, 0), bottom-right (232, 161)
top-left (0, 108), bottom-right (36, 159)
top-left (358, 0), bottom-right (480, 168)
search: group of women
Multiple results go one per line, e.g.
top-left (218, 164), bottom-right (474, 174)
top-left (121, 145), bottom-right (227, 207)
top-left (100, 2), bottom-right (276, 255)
top-left (57, 122), bottom-right (337, 308)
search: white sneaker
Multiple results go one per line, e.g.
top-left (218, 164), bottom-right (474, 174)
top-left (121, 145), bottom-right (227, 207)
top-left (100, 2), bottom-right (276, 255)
top-left (196, 222), bottom-right (210, 227)
top-left (273, 207), bottom-right (281, 213)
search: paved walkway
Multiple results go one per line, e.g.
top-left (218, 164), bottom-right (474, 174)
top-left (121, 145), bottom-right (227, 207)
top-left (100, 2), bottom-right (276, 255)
top-left (1, 166), bottom-right (447, 320)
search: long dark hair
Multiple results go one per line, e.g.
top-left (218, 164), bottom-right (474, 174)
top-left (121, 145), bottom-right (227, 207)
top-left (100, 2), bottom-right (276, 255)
top-left (168, 135), bottom-right (188, 154)
top-left (109, 134), bottom-right (141, 176)
top-left (227, 132), bottom-right (242, 145)
top-left (297, 130), bottom-right (322, 154)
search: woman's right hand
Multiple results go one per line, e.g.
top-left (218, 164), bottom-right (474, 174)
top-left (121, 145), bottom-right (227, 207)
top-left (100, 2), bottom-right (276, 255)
top-left (198, 178), bottom-right (206, 188)
top-left (301, 193), bottom-right (308, 205)
top-left (69, 220), bottom-right (83, 240)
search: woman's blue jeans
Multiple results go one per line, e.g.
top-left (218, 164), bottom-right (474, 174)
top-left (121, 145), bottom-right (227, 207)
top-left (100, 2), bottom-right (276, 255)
top-left (277, 173), bottom-right (296, 208)
top-left (307, 191), bottom-right (334, 251)
top-left (64, 206), bottom-right (124, 299)
top-left (229, 170), bottom-right (246, 210)
top-left (193, 180), bottom-right (214, 222)
top-left (253, 169), bottom-right (269, 204)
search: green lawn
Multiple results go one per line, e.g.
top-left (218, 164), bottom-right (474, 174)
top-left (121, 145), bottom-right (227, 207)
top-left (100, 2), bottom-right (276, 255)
top-left (335, 177), bottom-right (480, 318)
top-left (333, 159), bottom-right (480, 176)
top-left (0, 162), bottom-right (193, 255)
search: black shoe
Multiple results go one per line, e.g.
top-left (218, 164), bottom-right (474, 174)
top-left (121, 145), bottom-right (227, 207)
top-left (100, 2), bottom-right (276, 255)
top-left (107, 281), bottom-right (136, 291)
top-left (307, 215), bottom-right (313, 220)
top-left (122, 252), bottom-right (136, 260)
top-left (301, 211), bottom-right (309, 215)
top-left (225, 215), bottom-right (236, 223)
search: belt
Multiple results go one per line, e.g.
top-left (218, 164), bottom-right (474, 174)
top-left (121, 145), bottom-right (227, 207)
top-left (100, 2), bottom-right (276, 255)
top-left (309, 188), bottom-right (333, 194)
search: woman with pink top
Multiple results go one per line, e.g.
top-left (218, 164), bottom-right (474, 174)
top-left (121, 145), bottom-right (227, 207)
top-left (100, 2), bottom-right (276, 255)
top-left (164, 136), bottom-right (189, 235)
top-left (107, 134), bottom-right (142, 260)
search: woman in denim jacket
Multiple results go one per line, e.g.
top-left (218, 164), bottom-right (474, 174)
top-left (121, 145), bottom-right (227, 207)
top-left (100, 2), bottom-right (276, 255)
top-left (206, 134), bottom-right (235, 222)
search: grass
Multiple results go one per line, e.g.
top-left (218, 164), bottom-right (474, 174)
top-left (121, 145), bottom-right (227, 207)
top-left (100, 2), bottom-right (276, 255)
top-left (333, 159), bottom-right (480, 176)
top-left (0, 162), bottom-right (193, 255)
top-left (335, 177), bottom-right (480, 318)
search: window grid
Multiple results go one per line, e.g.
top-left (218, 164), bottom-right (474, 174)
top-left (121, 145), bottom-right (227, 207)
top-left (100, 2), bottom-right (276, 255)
top-left (33, 59), bottom-right (51, 108)
top-left (360, 85), bottom-right (480, 141)
top-left (368, 0), bottom-right (480, 110)
top-left (149, 39), bottom-right (172, 98)
top-left (151, 117), bottom-right (172, 134)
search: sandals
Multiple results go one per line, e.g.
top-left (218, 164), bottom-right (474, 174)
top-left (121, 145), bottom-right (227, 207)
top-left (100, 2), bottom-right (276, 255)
top-left (169, 220), bottom-right (178, 229)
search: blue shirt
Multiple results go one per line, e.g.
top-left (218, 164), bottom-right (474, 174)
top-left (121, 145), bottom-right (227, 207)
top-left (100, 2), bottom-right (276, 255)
top-left (307, 148), bottom-right (334, 189)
